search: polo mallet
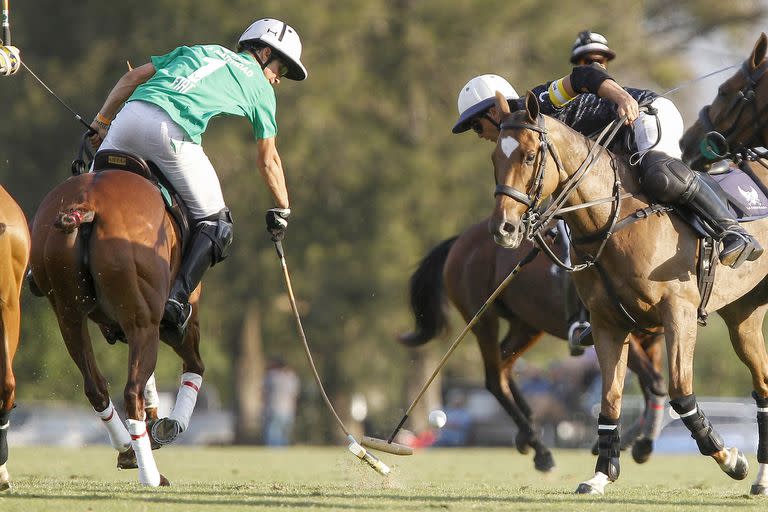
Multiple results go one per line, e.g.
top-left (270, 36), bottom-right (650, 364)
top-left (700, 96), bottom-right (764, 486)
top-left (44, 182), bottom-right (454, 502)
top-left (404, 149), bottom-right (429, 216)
top-left (384, 245), bottom-right (541, 446)
top-left (273, 240), bottom-right (411, 474)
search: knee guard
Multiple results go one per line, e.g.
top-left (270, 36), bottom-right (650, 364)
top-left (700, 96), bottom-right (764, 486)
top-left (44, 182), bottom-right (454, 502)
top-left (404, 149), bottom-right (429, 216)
top-left (640, 150), bottom-right (700, 205)
top-left (0, 409), bottom-right (9, 466)
top-left (197, 208), bottom-right (234, 265)
top-left (670, 394), bottom-right (724, 455)
top-left (753, 392), bottom-right (768, 463)
top-left (595, 414), bottom-right (621, 481)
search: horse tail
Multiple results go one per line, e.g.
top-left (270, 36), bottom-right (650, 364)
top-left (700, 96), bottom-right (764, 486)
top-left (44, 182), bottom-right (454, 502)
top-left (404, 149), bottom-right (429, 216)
top-left (53, 207), bottom-right (95, 234)
top-left (398, 236), bottom-right (458, 347)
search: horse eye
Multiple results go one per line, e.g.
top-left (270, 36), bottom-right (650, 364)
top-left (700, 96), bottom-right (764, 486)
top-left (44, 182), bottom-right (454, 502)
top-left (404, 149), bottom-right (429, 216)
top-left (717, 87), bottom-right (728, 98)
top-left (525, 152), bottom-right (536, 163)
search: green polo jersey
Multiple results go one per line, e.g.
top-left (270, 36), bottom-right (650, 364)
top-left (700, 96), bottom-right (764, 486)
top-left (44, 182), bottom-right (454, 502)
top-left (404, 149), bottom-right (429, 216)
top-left (128, 44), bottom-right (277, 144)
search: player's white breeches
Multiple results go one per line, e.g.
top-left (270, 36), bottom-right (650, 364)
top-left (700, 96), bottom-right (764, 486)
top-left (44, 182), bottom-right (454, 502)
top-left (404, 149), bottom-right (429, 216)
top-left (632, 96), bottom-right (684, 161)
top-left (99, 100), bottom-right (226, 220)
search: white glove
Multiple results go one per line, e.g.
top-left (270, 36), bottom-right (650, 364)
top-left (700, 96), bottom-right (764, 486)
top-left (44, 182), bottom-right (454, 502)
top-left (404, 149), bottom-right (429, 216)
top-left (0, 45), bottom-right (20, 76)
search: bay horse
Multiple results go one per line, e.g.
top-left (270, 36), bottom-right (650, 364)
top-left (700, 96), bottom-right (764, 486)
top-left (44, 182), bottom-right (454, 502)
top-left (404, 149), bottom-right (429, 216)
top-left (400, 220), bottom-right (666, 473)
top-left (29, 166), bottom-right (206, 486)
top-left (0, 186), bottom-right (29, 492)
top-left (488, 87), bottom-right (768, 495)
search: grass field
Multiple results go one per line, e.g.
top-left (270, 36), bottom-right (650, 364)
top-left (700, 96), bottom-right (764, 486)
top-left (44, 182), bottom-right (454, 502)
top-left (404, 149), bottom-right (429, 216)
top-left (1, 446), bottom-right (767, 511)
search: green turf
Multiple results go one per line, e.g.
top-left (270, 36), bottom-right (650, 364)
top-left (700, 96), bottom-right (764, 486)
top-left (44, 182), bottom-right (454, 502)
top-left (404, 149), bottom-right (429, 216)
top-left (0, 446), bottom-right (766, 511)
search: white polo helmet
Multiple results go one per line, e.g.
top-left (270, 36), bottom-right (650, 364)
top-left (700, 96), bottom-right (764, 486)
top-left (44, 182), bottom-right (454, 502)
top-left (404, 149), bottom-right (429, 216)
top-left (570, 30), bottom-right (616, 64)
top-left (452, 74), bottom-right (518, 133)
top-left (239, 18), bottom-right (307, 81)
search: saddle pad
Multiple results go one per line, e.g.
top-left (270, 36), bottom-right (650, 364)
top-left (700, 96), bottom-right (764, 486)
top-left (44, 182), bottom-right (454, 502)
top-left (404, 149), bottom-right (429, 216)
top-left (711, 165), bottom-right (768, 221)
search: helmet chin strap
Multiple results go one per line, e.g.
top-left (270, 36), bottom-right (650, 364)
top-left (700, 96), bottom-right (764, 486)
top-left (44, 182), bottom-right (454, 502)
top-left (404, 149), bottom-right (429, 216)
top-left (250, 48), bottom-right (276, 71)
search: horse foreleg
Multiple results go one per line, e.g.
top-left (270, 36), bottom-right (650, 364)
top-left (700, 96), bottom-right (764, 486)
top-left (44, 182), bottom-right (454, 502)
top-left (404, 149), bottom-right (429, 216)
top-left (720, 301), bottom-right (768, 491)
top-left (0, 299), bottom-right (18, 492)
top-left (576, 326), bottom-right (629, 495)
top-left (623, 333), bottom-right (667, 463)
top-left (475, 316), bottom-right (554, 472)
top-left (665, 302), bottom-right (748, 482)
top-left (144, 373), bottom-right (160, 421)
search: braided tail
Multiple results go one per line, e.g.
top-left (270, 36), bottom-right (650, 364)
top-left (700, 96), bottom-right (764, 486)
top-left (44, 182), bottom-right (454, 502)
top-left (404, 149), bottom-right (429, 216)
top-left (54, 208), bottom-right (95, 234)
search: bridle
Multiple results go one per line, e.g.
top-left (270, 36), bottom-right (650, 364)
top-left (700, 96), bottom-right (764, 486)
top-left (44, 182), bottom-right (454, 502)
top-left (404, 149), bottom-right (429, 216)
top-left (493, 113), bottom-right (627, 271)
top-left (696, 59), bottom-right (768, 163)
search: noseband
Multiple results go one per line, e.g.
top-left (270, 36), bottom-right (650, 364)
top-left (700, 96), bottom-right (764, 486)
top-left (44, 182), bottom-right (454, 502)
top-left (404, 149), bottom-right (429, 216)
top-left (697, 59), bottom-right (768, 159)
top-left (493, 114), bottom-right (553, 212)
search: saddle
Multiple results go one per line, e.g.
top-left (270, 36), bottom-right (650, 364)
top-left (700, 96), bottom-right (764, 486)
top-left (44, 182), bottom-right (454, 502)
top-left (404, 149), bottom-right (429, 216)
top-left (92, 150), bottom-right (191, 253)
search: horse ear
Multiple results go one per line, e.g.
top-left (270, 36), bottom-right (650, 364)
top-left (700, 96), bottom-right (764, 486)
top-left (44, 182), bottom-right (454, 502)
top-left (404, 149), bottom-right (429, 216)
top-left (495, 90), bottom-right (511, 114)
top-left (752, 33), bottom-right (767, 69)
top-left (525, 90), bottom-right (540, 122)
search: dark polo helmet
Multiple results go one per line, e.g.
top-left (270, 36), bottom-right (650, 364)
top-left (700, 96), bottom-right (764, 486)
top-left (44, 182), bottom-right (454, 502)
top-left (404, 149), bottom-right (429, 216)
top-left (570, 30), bottom-right (616, 64)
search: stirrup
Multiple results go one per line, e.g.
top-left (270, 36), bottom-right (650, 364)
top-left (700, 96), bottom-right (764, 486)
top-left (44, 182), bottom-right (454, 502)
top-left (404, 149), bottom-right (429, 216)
top-left (568, 321), bottom-right (591, 355)
top-left (165, 299), bottom-right (192, 329)
top-left (719, 231), bottom-right (762, 269)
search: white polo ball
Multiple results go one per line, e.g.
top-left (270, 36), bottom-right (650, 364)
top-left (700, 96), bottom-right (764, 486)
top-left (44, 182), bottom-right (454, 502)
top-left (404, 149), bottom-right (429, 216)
top-left (428, 409), bottom-right (447, 429)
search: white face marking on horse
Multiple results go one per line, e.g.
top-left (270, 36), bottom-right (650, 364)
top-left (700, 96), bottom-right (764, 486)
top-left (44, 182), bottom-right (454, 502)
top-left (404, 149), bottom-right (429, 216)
top-left (501, 137), bottom-right (519, 158)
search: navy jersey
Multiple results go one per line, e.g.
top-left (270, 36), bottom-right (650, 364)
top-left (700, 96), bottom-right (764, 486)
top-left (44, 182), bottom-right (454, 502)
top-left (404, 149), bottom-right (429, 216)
top-left (512, 85), bottom-right (658, 153)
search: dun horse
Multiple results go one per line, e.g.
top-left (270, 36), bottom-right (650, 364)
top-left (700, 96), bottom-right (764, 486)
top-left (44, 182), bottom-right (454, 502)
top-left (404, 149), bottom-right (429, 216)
top-left (400, 220), bottom-right (665, 472)
top-left (29, 165), bottom-right (206, 486)
top-left (487, 36), bottom-right (768, 493)
top-left (0, 186), bottom-right (29, 492)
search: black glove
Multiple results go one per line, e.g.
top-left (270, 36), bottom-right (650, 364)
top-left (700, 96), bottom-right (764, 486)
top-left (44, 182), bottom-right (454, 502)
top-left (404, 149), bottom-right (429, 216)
top-left (265, 207), bottom-right (291, 241)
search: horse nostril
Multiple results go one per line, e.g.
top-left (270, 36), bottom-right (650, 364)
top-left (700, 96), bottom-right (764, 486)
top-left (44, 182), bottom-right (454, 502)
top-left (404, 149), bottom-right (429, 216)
top-left (504, 222), bottom-right (516, 234)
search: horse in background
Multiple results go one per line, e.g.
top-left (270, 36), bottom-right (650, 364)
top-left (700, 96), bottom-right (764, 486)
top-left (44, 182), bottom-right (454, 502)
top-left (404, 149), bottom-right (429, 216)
top-left (0, 186), bottom-right (29, 492)
top-left (488, 86), bottom-right (768, 494)
top-left (29, 166), bottom-right (206, 487)
top-left (400, 218), bottom-right (665, 473)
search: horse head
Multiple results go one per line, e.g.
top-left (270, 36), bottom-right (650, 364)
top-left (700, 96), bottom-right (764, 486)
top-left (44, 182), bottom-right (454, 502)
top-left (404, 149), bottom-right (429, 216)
top-left (489, 91), bottom-right (560, 248)
top-left (681, 32), bottom-right (768, 170)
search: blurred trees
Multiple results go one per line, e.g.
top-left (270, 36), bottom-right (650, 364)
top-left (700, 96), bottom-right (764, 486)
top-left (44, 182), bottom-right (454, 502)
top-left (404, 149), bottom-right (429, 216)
top-left (0, 1), bottom-right (765, 442)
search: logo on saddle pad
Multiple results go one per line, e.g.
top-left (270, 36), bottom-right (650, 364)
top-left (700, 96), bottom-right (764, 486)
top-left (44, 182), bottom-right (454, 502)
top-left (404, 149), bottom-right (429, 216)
top-left (107, 155), bottom-right (127, 166)
top-left (738, 185), bottom-right (761, 208)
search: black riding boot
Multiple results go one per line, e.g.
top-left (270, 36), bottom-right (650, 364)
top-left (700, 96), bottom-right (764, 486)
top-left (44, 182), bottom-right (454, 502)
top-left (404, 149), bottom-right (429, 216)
top-left (162, 210), bottom-right (234, 344)
top-left (564, 271), bottom-right (591, 355)
top-left (688, 174), bottom-right (763, 269)
top-left (162, 233), bottom-right (215, 340)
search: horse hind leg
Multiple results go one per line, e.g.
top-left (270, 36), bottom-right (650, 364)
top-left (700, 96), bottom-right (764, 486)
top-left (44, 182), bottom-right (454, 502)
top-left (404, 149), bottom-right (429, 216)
top-left (55, 311), bottom-right (132, 457)
top-left (150, 304), bottom-right (205, 449)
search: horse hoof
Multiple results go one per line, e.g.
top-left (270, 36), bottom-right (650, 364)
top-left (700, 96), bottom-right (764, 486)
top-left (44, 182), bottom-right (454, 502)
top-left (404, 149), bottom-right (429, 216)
top-left (533, 449), bottom-right (556, 473)
top-left (148, 418), bottom-right (180, 449)
top-left (727, 450), bottom-right (749, 480)
top-left (751, 484), bottom-right (768, 495)
top-left (515, 433), bottom-right (531, 455)
top-left (0, 464), bottom-right (10, 492)
top-left (631, 438), bottom-right (653, 464)
top-left (575, 483), bottom-right (603, 495)
top-left (159, 474), bottom-right (171, 487)
top-left (117, 448), bottom-right (138, 470)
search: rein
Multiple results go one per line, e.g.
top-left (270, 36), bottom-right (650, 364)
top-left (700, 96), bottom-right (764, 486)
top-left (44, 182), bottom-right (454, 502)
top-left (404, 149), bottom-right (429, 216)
top-left (495, 114), bottom-right (627, 271)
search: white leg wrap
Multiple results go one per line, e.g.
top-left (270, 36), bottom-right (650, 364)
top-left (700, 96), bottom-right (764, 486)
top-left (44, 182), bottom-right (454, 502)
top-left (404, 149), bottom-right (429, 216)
top-left (143, 373), bottom-right (160, 410)
top-left (126, 419), bottom-right (161, 487)
top-left (168, 372), bottom-right (202, 432)
top-left (579, 471), bottom-right (611, 495)
top-left (94, 401), bottom-right (131, 452)
top-left (755, 463), bottom-right (768, 487)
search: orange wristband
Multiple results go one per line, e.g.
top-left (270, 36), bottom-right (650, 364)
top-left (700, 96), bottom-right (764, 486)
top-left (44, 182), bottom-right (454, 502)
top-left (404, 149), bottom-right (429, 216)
top-left (95, 113), bottom-right (112, 126)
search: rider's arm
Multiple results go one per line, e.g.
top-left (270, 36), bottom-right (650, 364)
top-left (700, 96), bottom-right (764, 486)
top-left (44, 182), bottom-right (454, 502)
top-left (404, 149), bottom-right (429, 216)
top-left (548, 64), bottom-right (639, 123)
top-left (95, 63), bottom-right (156, 122)
top-left (256, 137), bottom-right (290, 209)
top-left (89, 63), bottom-right (156, 147)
